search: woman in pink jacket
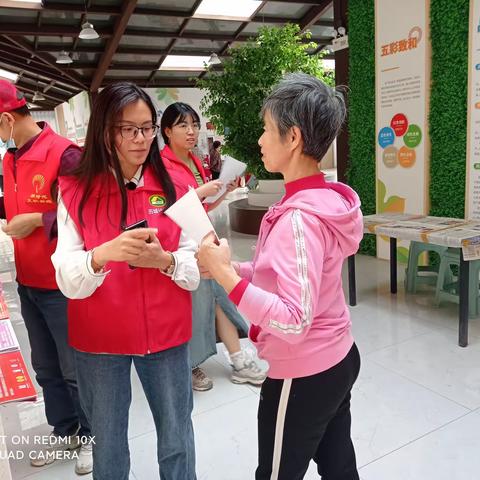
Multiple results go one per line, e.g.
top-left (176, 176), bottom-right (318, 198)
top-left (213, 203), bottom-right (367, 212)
top-left (198, 73), bottom-right (363, 480)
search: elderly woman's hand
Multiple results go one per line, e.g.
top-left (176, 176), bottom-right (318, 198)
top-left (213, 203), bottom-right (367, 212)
top-left (197, 233), bottom-right (241, 293)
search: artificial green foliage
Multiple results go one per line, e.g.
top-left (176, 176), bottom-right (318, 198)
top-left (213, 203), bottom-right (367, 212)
top-left (197, 24), bottom-right (332, 179)
top-left (429, 0), bottom-right (469, 218)
top-left (347, 0), bottom-right (376, 255)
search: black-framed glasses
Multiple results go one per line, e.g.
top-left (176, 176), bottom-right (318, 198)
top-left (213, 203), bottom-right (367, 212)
top-left (115, 124), bottom-right (159, 140)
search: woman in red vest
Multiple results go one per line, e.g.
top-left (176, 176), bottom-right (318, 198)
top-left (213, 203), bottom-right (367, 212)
top-left (51, 83), bottom-right (198, 480)
top-left (160, 102), bottom-right (266, 392)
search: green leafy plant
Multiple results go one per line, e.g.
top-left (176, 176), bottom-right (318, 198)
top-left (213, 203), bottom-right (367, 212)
top-left (197, 24), bottom-right (333, 179)
top-left (347, 0), bottom-right (376, 255)
top-left (429, 0), bottom-right (468, 219)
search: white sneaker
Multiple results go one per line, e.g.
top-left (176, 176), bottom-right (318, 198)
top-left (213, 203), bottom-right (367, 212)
top-left (75, 441), bottom-right (93, 475)
top-left (30, 431), bottom-right (80, 467)
top-left (192, 367), bottom-right (213, 391)
top-left (230, 349), bottom-right (267, 386)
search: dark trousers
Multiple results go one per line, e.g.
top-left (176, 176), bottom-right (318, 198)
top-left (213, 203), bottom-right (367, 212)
top-left (256, 343), bottom-right (361, 480)
top-left (18, 284), bottom-right (90, 437)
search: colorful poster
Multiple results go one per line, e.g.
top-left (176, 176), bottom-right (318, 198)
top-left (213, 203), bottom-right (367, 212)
top-left (54, 91), bottom-right (91, 146)
top-left (466, 0), bottom-right (480, 219)
top-left (375, 0), bottom-right (431, 261)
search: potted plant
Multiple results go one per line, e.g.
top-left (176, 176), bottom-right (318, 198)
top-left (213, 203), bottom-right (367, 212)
top-left (198, 24), bottom-right (333, 206)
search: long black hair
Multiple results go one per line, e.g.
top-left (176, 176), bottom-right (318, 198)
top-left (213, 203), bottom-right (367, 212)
top-left (73, 82), bottom-right (176, 229)
top-left (160, 102), bottom-right (201, 146)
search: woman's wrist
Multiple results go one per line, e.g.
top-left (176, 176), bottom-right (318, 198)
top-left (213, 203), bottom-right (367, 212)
top-left (159, 251), bottom-right (175, 273)
top-left (214, 264), bottom-right (241, 293)
top-left (91, 245), bottom-right (107, 272)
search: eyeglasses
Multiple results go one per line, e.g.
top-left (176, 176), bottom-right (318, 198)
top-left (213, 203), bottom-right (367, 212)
top-left (115, 124), bottom-right (159, 140)
top-left (173, 121), bottom-right (201, 132)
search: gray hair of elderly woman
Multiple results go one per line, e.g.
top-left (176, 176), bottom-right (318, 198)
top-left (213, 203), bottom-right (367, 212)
top-left (261, 73), bottom-right (346, 162)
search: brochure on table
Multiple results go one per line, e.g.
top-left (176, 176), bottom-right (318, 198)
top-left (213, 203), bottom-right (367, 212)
top-left (0, 295), bottom-right (37, 404)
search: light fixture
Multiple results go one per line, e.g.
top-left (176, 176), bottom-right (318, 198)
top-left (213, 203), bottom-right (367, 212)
top-left (159, 55), bottom-right (211, 71)
top-left (193, 0), bottom-right (262, 21)
top-left (32, 91), bottom-right (45, 102)
top-left (338, 26), bottom-right (346, 36)
top-left (208, 53), bottom-right (221, 66)
top-left (0, 68), bottom-right (18, 83)
top-left (56, 50), bottom-right (73, 64)
top-left (79, 22), bottom-right (99, 40)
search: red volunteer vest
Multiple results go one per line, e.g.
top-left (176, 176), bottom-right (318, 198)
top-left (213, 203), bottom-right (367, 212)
top-left (161, 145), bottom-right (208, 189)
top-left (59, 167), bottom-right (192, 355)
top-left (3, 123), bottom-right (78, 289)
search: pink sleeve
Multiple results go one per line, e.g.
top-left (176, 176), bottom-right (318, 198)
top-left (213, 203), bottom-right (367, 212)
top-left (238, 261), bottom-right (254, 281)
top-left (236, 211), bottom-right (325, 344)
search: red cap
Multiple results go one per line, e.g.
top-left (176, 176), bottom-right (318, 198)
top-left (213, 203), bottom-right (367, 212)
top-left (0, 79), bottom-right (27, 112)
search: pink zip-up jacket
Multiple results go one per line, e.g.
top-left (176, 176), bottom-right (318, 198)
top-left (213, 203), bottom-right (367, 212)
top-left (229, 174), bottom-right (363, 379)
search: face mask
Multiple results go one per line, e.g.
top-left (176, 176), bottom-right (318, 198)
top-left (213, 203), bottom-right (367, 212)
top-left (0, 115), bottom-right (16, 151)
top-left (5, 129), bottom-right (16, 151)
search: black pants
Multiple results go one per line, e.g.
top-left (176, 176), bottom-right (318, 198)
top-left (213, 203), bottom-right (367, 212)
top-left (256, 343), bottom-right (361, 480)
top-left (18, 284), bottom-right (90, 437)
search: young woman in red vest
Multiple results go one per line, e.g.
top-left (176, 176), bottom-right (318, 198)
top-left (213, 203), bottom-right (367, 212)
top-left (160, 102), bottom-right (266, 392)
top-left (52, 83), bottom-right (199, 480)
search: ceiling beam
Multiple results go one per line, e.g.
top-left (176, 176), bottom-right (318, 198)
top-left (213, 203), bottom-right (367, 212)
top-left (40, 2), bottom-right (119, 15)
top-left (13, 72), bottom-right (80, 97)
top-left (23, 92), bottom-right (60, 109)
top-left (35, 44), bottom-right (227, 56)
top-left (0, 51), bottom-right (82, 89)
top-left (15, 80), bottom-right (71, 103)
top-left (299, 0), bottom-right (333, 32)
top-left (197, 0), bottom-right (267, 82)
top-left (66, 61), bottom-right (156, 71)
top-left (102, 77), bottom-right (196, 87)
top-left (0, 47), bottom-right (50, 70)
top-left (90, 0), bottom-right (137, 92)
top-left (1, 35), bottom-right (87, 90)
top-left (0, 23), bottom-right (112, 37)
top-left (147, 0), bottom-right (203, 84)
top-left (40, 3), bottom-right (334, 26)
top-left (0, 23), bottom-right (331, 44)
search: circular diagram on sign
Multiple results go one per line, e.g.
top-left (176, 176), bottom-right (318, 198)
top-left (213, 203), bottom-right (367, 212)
top-left (398, 146), bottom-right (416, 168)
top-left (390, 113), bottom-right (408, 137)
top-left (403, 124), bottom-right (422, 148)
top-left (378, 127), bottom-right (395, 148)
top-left (383, 146), bottom-right (398, 168)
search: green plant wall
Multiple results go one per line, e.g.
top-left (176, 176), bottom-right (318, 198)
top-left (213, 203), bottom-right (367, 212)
top-left (347, 0), bottom-right (469, 256)
top-left (429, 0), bottom-right (469, 218)
top-left (347, 0), bottom-right (376, 255)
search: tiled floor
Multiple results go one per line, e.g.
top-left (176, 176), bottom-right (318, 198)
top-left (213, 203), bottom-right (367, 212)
top-left (1, 195), bottom-right (480, 479)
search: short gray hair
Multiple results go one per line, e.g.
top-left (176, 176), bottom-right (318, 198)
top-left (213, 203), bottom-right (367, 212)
top-left (261, 73), bottom-right (346, 162)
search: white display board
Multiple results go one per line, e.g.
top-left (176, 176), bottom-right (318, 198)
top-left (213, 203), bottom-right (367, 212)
top-left (375, 0), bottom-right (431, 261)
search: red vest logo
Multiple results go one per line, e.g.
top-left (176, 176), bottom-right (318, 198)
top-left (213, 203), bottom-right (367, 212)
top-left (27, 174), bottom-right (53, 205)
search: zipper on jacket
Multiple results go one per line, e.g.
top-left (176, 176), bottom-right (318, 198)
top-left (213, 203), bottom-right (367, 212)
top-left (12, 154), bottom-right (22, 279)
top-left (140, 258), bottom-right (150, 354)
top-left (130, 190), bottom-right (151, 354)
